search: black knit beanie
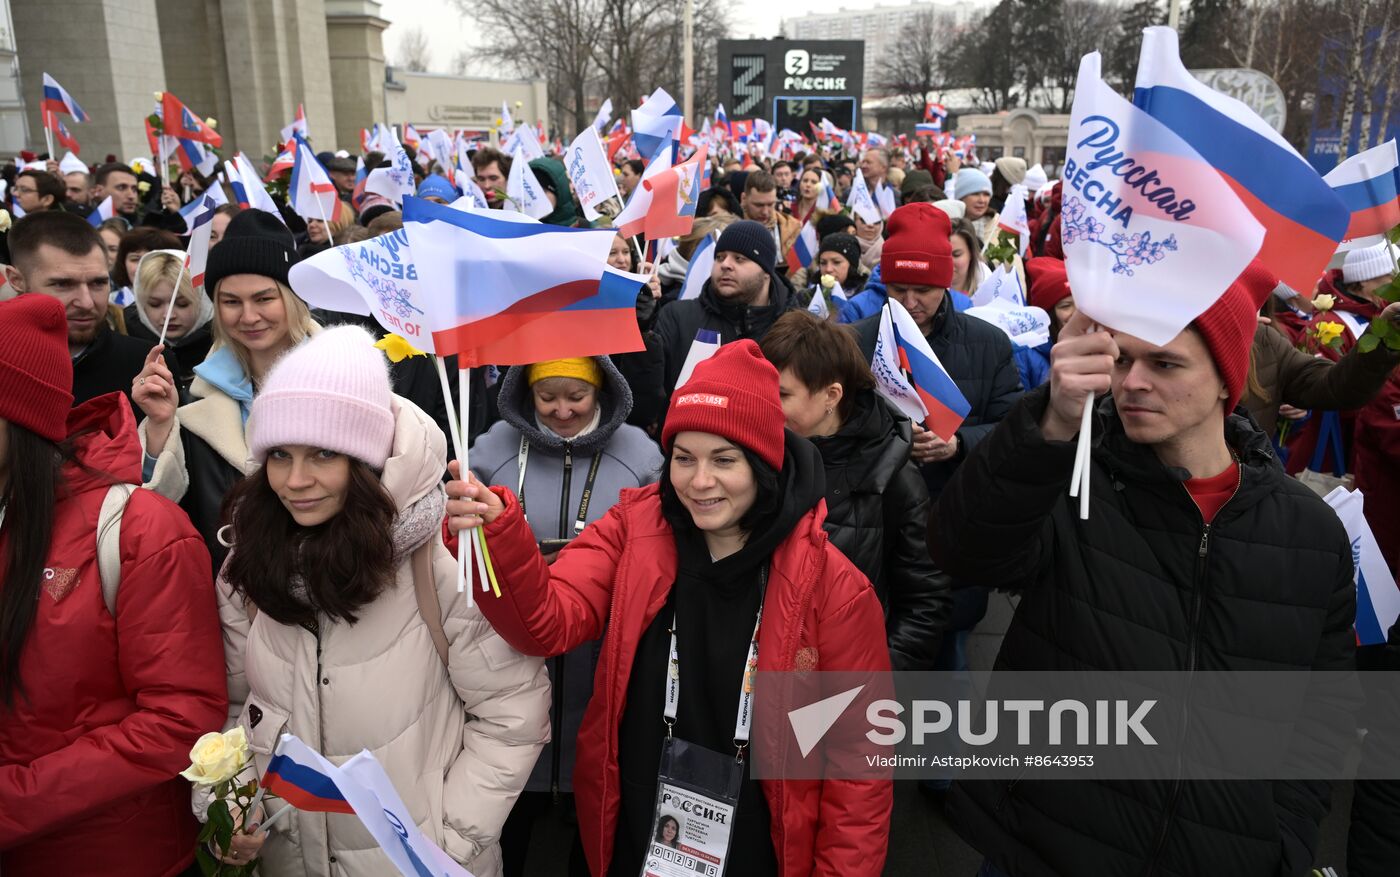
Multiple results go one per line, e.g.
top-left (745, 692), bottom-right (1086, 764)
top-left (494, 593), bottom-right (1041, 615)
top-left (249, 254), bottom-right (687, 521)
top-left (204, 210), bottom-right (298, 293)
top-left (715, 219), bottom-right (777, 273)
top-left (817, 233), bottom-right (862, 273)
top-left (815, 212), bottom-right (856, 240)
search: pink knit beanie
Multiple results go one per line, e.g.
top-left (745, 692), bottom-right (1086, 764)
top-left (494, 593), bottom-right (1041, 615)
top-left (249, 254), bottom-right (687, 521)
top-left (248, 325), bottom-right (396, 468)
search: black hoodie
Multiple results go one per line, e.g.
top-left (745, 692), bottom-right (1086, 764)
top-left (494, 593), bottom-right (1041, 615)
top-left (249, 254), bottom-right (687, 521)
top-left (610, 432), bottom-right (826, 877)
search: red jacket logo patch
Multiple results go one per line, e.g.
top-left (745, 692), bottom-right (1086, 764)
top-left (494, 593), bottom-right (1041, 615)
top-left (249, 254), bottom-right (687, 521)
top-left (42, 567), bottom-right (80, 603)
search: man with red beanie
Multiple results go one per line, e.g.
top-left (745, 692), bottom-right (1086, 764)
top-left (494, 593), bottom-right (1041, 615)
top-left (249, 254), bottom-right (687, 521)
top-left (930, 260), bottom-right (1360, 876)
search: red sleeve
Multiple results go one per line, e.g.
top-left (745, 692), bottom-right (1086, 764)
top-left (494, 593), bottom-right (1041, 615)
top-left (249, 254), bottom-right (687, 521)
top-left (0, 496), bottom-right (227, 843)
top-left (918, 148), bottom-right (945, 188)
top-left (472, 486), bottom-right (621, 657)
top-left (811, 560), bottom-right (895, 876)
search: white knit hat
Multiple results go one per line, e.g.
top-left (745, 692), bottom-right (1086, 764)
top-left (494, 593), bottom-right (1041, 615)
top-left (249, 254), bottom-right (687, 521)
top-left (1342, 242), bottom-right (1398, 284)
top-left (248, 325), bottom-right (396, 468)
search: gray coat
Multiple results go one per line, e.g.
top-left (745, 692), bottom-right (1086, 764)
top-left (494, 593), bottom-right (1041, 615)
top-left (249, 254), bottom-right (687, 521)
top-left (470, 355), bottom-right (664, 793)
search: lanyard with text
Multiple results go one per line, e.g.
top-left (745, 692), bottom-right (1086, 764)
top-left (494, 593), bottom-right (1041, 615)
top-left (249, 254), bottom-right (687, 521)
top-left (516, 436), bottom-right (602, 534)
top-left (663, 565), bottom-right (768, 762)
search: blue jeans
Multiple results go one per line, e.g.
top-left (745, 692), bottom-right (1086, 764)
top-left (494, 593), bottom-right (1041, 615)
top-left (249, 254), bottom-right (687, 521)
top-left (976, 860), bottom-right (1015, 877)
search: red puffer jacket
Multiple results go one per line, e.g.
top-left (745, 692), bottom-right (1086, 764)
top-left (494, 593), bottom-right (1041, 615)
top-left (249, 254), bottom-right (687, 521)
top-left (0, 394), bottom-right (227, 877)
top-left (476, 482), bottom-right (893, 877)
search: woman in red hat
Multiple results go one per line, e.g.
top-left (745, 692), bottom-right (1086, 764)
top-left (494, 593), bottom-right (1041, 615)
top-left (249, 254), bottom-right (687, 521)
top-left (0, 295), bottom-right (226, 877)
top-left (445, 340), bottom-right (893, 877)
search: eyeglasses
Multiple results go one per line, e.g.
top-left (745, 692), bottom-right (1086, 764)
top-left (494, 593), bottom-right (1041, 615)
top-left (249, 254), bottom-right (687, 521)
top-left (13, 185), bottom-right (38, 195)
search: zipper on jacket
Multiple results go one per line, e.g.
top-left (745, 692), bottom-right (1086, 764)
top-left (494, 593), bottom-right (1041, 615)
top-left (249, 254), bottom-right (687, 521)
top-left (552, 443), bottom-right (574, 800)
top-left (1144, 467), bottom-right (1242, 875)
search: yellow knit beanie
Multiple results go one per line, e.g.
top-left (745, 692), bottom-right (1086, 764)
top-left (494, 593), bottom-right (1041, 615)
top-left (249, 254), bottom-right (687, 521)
top-left (525, 358), bottom-right (603, 387)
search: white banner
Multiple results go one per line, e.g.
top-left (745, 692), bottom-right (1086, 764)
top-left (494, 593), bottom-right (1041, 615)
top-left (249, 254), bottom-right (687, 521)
top-left (1062, 52), bottom-right (1264, 346)
top-left (288, 229), bottom-right (437, 353)
top-left (566, 127), bottom-right (621, 221)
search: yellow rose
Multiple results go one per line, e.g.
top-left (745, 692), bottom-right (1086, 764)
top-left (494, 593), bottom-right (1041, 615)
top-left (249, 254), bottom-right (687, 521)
top-left (1315, 320), bottom-right (1345, 347)
top-left (1312, 293), bottom-right (1336, 311)
top-left (0, 209), bottom-right (11, 232)
top-left (205, 117), bottom-right (217, 129)
top-left (154, 91), bottom-right (163, 102)
top-left (514, 100), bottom-right (523, 110)
top-left (374, 333), bottom-right (426, 362)
top-left (820, 273), bottom-right (835, 289)
top-left (138, 180), bottom-right (151, 196)
top-left (180, 727), bottom-right (249, 786)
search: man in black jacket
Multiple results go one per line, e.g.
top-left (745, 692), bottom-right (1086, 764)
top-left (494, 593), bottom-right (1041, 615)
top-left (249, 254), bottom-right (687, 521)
top-left (4, 211), bottom-right (159, 416)
top-left (930, 261), bottom-right (1360, 876)
top-left (654, 219), bottom-right (798, 398)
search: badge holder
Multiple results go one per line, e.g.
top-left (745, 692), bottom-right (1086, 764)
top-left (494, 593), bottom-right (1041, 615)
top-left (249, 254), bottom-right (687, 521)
top-left (642, 737), bottom-right (743, 877)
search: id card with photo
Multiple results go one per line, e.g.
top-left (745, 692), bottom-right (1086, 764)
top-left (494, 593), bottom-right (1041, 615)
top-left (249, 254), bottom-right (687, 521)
top-left (642, 738), bottom-right (743, 877)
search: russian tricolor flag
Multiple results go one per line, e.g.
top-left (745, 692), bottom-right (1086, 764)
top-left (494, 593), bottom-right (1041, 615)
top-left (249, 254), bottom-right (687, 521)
top-left (87, 195), bottom-right (115, 228)
top-left (785, 222), bottom-right (819, 274)
top-left (915, 122), bottom-right (942, 135)
top-left (42, 73), bottom-right (89, 123)
top-left (1133, 26), bottom-right (1347, 294)
top-left (403, 197), bottom-right (646, 366)
top-left (1324, 139), bottom-right (1400, 252)
top-left (262, 746), bottom-right (356, 815)
top-left (822, 179), bottom-right (841, 213)
top-left (679, 233), bottom-right (716, 301)
top-left (872, 299), bottom-right (970, 440)
top-left (631, 88), bottom-right (683, 166)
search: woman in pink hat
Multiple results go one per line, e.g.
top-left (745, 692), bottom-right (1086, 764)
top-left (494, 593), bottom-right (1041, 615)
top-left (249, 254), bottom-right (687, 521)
top-left (205, 325), bottom-right (549, 877)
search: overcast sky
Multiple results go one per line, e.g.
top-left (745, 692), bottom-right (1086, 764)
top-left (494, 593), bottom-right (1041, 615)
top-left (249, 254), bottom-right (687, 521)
top-left (375, 0), bottom-right (903, 73)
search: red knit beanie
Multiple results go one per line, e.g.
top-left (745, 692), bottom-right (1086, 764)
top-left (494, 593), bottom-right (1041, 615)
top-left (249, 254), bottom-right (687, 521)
top-left (1191, 259), bottom-right (1276, 412)
top-left (881, 203), bottom-right (954, 288)
top-left (1026, 257), bottom-right (1071, 313)
top-left (662, 340), bottom-right (786, 471)
top-left (0, 295), bottom-right (74, 443)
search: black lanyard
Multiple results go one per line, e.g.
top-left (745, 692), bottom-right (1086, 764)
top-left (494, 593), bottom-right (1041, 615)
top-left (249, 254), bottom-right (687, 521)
top-left (516, 435), bottom-right (603, 535)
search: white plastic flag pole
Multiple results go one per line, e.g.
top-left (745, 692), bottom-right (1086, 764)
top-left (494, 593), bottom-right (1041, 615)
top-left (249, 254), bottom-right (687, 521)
top-left (434, 359), bottom-right (473, 603)
top-left (461, 367), bottom-right (492, 594)
top-left (1074, 395), bottom-right (1092, 521)
top-left (156, 259), bottom-right (190, 346)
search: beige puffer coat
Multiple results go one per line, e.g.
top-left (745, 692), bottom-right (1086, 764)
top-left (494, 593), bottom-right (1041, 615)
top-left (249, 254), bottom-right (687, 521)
top-left (214, 397), bottom-right (551, 877)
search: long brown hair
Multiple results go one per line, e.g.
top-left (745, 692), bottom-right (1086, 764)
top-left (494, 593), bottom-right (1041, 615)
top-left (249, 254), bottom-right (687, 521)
top-left (220, 460), bottom-right (398, 627)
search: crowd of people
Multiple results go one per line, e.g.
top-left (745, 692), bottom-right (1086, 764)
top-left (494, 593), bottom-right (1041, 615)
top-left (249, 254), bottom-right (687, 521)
top-left (1, 121), bottom-right (1399, 877)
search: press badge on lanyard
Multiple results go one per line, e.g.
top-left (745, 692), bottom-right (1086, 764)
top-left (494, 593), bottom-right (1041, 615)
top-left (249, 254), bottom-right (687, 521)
top-left (640, 567), bottom-right (767, 877)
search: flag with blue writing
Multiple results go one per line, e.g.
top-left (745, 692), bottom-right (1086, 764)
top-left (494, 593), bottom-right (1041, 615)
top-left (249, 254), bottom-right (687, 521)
top-left (262, 735), bottom-right (472, 877)
top-left (1324, 487), bottom-right (1400, 646)
top-left (1063, 51), bottom-right (1263, 346)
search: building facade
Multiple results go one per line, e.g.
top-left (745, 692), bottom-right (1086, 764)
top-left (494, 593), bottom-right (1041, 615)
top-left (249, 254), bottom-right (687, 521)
top-left (10, 0), bottom-right (391, 159)
top-left (384, 69), bottom-right (548, 137)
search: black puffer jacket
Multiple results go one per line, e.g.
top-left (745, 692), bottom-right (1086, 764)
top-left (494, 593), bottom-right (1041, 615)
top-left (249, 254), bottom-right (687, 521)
top-left (930, 387), bottom-right (1360, 877)
top-left (654, 271), bottom-right (798, 397)
top-left (913, 293), bottom-right (1023, 499)
top-left (809, 391), bottom-right (951, 670)
top-left (1348, 620), bottom-right (1400, 877)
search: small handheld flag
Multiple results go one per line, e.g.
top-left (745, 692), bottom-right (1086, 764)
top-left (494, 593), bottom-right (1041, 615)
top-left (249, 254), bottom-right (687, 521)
top-left (42, 73), bottom-right (90, 123)
top-left (280, 104), bottom-right (309, 144)
top-left (1324, 139), bottom-right (1400, 252)
top-left (87, 195), bottom-right (115, 228)
top-left (289, 140), bottom-right (340, 222)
